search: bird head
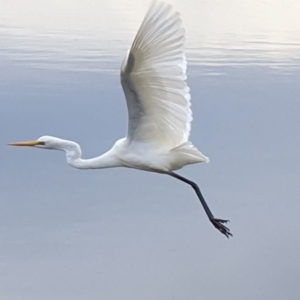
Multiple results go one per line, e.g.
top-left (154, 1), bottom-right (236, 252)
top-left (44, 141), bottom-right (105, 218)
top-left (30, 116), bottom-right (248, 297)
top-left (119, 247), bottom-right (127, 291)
top-left (8, 136), bottom-right (63, 150)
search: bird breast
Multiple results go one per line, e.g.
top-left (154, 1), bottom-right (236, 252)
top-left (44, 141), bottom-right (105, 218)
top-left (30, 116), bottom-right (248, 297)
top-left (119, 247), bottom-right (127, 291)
top-left (113, 138), bottom-right (172, 172)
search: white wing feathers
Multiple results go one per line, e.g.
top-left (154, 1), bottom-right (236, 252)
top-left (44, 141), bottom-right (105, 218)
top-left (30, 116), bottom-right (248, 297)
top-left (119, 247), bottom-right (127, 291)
top-left (121, 2), bottom-right (192, 148)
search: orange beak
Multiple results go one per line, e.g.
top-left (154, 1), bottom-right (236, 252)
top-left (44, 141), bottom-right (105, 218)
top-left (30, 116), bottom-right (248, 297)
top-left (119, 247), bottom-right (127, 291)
top-left (8, 140), bottom-right (44, 147)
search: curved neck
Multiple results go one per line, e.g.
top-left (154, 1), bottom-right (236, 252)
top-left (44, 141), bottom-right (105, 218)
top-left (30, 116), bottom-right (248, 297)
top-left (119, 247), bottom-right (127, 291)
top-left (70, 152), bottom-right (120, 170)
top-left (58, 139), bottom-right (120, 170)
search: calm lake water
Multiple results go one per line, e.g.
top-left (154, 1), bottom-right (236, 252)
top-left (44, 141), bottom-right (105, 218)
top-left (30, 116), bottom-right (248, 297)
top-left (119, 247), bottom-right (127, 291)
top-left (1, 1), bottom-right (300, 300)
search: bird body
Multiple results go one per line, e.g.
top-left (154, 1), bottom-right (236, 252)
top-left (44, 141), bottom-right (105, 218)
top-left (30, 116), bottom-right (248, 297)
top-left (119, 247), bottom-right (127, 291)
top-left (9, 1), bottom-right (232, 237)
top-left (37, 136), bottom-right (207, 172)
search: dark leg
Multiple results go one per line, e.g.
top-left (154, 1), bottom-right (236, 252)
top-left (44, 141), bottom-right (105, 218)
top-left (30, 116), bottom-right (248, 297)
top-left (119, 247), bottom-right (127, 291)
top-left (169, 172), bottom-right (232, 238)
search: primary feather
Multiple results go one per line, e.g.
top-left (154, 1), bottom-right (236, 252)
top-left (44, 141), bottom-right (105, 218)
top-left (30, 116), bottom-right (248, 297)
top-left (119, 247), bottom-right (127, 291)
top-left (121, 1), bottom-right (192, 148)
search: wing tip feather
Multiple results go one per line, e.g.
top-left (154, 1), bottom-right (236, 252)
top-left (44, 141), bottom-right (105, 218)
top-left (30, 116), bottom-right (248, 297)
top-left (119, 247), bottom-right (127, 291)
top-left (121, 1), bottom-right (194, 147)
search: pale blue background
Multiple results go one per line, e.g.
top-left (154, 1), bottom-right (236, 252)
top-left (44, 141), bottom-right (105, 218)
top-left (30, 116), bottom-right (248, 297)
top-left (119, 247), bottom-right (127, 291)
top-left (1, 0), bottom-right (300, 299)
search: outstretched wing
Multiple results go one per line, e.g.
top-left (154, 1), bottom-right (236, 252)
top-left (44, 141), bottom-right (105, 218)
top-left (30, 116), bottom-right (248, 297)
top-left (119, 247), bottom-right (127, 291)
top-left (121, 1), bottom-right (192, 148)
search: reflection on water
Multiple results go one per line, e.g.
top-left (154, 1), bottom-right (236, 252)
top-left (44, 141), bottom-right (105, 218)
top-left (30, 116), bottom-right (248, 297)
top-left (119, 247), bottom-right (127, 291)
top-left (1, 27), bottom-right (300, 76)
top-left (189, 35), bottom-right (300, 73)
top-left (1, 0), bottom-right (300, 76)
top-left (0, 27), bottom-right (124, 74)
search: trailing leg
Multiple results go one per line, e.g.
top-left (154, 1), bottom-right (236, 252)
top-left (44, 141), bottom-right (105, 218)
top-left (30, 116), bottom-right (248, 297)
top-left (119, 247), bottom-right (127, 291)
top-left (169, 172), bottom-right (232, 238)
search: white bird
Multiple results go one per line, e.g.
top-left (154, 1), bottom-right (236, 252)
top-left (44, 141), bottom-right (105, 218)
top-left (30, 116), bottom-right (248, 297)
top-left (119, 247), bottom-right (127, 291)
top-left (9, 1), bottom-right (232, 237)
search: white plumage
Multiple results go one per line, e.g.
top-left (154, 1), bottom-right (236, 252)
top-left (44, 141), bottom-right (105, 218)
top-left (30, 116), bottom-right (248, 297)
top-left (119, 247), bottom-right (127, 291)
top-left (121, 2), bottom-right (191, 146)
top-left (9, 1), bottom-right (231, 237)
top-left (120, 1), bottom-right (209, 171)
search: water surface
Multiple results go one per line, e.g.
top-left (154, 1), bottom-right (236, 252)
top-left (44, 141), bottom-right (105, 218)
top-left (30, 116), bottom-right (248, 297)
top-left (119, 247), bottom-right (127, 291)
top-left (1, 1), bottom-right (300, 300)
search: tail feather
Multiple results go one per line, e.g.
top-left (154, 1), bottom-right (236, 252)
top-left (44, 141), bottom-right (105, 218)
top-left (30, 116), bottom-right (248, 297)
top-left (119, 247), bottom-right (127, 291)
top-left (172, 141), bottom-right (210, 163)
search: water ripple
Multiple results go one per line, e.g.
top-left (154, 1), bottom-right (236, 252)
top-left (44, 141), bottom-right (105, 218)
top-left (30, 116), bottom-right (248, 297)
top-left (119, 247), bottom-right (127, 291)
top-left (1, 26), bottom-right (300, 77)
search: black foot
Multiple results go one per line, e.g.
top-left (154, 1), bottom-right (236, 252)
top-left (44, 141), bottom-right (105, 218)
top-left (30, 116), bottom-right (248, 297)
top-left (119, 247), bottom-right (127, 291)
top-left (210, 218), bottom-right (232, 238)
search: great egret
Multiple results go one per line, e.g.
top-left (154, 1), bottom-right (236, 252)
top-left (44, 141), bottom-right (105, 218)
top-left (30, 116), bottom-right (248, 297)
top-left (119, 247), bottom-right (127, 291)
top-left (9, 1), bottom-right (232, 238)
